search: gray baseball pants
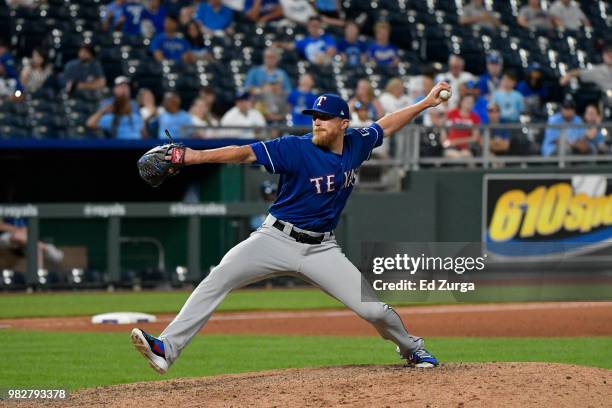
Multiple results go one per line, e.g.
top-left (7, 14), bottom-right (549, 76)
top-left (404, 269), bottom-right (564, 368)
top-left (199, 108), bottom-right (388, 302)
top-left (159, 215), bottom-right (424, 366)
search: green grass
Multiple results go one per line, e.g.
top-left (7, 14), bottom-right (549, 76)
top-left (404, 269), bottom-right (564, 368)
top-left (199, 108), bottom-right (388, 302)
top-left (1, 285), bottom-right (609, 319)
top-left (0, 331), bottom-right (610, 390)
top-left (0, 288), bottom-right (345, 319)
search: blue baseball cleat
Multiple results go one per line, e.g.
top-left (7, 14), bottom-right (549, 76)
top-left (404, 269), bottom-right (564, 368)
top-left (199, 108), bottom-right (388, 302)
top-left (131, 328), bottom-right (169, 374)
top-left (407, 348), bottom-right (439, 368)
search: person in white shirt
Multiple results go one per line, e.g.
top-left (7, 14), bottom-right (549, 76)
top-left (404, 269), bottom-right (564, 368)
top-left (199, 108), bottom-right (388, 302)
top-left (190, 97), bottom-right (219, 138)
top-left (549, 0), bottom-right (590, 31)
top-left (219, 91), bottom-right (267, 138)
top-left (435, 55), bottom-right (474, 108)
top-left (379, 77), bottom-right (413, 114)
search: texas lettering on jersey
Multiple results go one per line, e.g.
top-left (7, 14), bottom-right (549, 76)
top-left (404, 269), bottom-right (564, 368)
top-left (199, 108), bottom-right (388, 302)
top-left (250, 123), bottom-right (384, 232)
top-left (309, 168), bottom-right (358, 194)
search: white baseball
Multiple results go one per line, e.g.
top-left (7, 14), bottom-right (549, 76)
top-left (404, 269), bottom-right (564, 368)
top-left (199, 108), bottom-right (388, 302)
top-left (439, 89), bottom-right (451, 101)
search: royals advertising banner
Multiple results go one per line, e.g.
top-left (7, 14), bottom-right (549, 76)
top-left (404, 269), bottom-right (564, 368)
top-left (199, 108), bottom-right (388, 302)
top-left (483, 174), bottom-right (612, 261)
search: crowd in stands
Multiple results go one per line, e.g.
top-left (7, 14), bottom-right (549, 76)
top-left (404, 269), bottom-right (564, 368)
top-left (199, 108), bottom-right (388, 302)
top-left (0, 0), bottom-right (610, 160)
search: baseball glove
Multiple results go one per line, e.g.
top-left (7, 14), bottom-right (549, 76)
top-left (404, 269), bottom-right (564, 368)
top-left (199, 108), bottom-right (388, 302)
top-left (137, 143), bottom-right (186, 187)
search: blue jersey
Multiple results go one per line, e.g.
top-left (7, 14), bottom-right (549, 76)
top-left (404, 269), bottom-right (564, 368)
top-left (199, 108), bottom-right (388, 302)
top-left (337, 39), bottom-right (367, 66)
top-left (150, 33), bottom-right (191, 61)
top-left (122, 3), bottom-right (146, 35)
top-left (367, 43), bottom-right (398, 66)
top-left (250, 123), bottom-right (384, 232)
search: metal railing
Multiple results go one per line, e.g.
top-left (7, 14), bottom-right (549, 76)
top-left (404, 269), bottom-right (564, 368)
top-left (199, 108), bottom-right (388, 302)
top-left (180, 122), bottom-right (612, 170)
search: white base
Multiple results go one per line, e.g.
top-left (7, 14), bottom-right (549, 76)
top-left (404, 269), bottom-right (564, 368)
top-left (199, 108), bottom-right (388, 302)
top-left (91, 312), bottom-right (157, 325)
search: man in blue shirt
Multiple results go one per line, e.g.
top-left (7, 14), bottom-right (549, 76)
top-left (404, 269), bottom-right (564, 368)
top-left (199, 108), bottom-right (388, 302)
top-left (367, 21), bottom-right (399, 67)
top-left (143, 0), bottom-right (167, 35)
top-left (337, 21), bottom-right (367, 66)
top-left (86, 95), bottom-right (144, 139)
top-left (491, 71), bottom-right (524, 122)
top-left (150, 15), bottom-right (193, 63)
top-left (121, 1), bottom-right (146, 35)
top-left (131, 81), bottom-right (454, 374)
top-left (157, 92), bottom-right (193, 138)
top-left (541, 98), bottom-right (587, 156)
top-left (476, 51), bottom-right (503, 97)
top-left (196, 0), bottom-right (234, 34)
top-left (294, 16), bottom-right (337, 65)
top-left (287, 73), bottom-right (318, 126)
top-left (244, 47), bottom-right (292, 95)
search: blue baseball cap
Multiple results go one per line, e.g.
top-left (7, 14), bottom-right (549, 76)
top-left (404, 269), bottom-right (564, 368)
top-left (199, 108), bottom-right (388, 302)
top-left (302, 93), bottom-right (350, 120)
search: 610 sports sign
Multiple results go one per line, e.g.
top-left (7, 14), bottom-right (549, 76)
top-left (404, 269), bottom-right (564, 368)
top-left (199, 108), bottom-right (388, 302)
top-left (483, 174), bottom-right (612, 260)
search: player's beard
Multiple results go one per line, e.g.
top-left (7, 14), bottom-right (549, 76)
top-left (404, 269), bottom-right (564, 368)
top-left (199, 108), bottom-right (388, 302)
top-left (312, 128), bottom-right (336, 148)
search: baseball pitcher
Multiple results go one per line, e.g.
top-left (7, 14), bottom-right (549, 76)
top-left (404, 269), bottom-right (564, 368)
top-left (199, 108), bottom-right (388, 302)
top-left (132, 82), bottom-right (452, 373)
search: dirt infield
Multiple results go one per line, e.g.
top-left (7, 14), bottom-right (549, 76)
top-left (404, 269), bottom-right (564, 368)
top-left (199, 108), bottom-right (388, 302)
top-left (2, 302), bottom-right (611, 337)
top-left (19, 363), bottom-right (611, 407)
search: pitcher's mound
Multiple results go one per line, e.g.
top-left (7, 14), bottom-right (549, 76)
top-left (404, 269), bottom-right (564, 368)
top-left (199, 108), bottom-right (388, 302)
top-left (38, 363), bottom-right (612, 407)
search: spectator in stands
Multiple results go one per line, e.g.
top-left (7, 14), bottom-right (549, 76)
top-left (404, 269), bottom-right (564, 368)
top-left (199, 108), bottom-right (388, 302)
top-left (198, 85), bottom-right (218, 119)
top-left (459, 79), bottom-right (489, 123)
top-left (244, 47), bottom-right (291, 95)
top-left (517, 63), bottom-right (549, 117)
top-left (541, 98), bottom-right (586, 156)
top-left (0, 38), bottom-right (18, 80)
top-left (421, 106), bottom-right (446, 158)
top-left (337, 21), bottom-right (367, 67)
top-left (348, 78), bottom-right (384, 121)
top-left (367, 21), bottom-right (399, 67)
top-left (189, 97), bottom-right (218, 138)
top-left (435, 55), bottom-right (474, 108)
top-left (100, 76), bottom-right (139, 112)
top-left (63, 44), bottom-right (106, 93)
top-left (486, 102), bottom-right (511, 155)
top-left (0, 39), bottom-right (22, 100)
top-left (549, 0), bottom-right (590, 31)
top-left (86, 93), bottom-right (144, 139)
top-left (220, 91), bottom-right (266, 138)
top-left (120, 1), bottom-right (146, 35)
top-left (0, 218), bottom-right (64, 267)
top-left (350, 100), bottom-right (373, 128)
top-left (560, 45), bottom-right (612, 96)
top-left (0, 64), bottom-right (22, 100)
top-left (491, 71), bottom-right (524, 122)
top-left (244, 0), bottom-right (283, 23)
top-left (379, 77), bottom-right (412, 115)
top-left (137, 88), bottom-right (160, 122)
top-left (444, 94), bottom-right (481, 158)
top-left (101, 0), bottom-right (126, 32)
top-left (293, 16), bottom-right (336, 65)
top-left (183, 20), bottom-right (210, 60)
top-left (280, 0), bottom-right (318, 26)
top-left (517, 0), bottom-right (554, 32)
top-left (157, 91), bottom-right (193, 138)
top-left (583, 104), bottom-right (608, 154)
top-left (459, 0), bottom-right (501, 32)
top-left (255, 76), bottom-right (289, 125)
top-left (143, 0), bottom-right (167, 35)
top-left (19, 47), bottom-right (53, 94)
top-left (196, 0), bottom-right (234, 35)
top-left (287, 72), bottom-right (317, 127)
top-left (476, 51), bottom-right (503, 97)
top-left (150, 15), bottom-right (194, 63)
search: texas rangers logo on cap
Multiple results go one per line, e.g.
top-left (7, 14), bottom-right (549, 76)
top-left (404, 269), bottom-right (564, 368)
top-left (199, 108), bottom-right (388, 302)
top-left (302, 93), bottom-right (350, 120)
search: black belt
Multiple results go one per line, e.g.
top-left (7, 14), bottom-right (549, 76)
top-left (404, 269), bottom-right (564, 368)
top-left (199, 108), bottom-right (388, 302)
top-left (272, 220), bottom-right (329, 245)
